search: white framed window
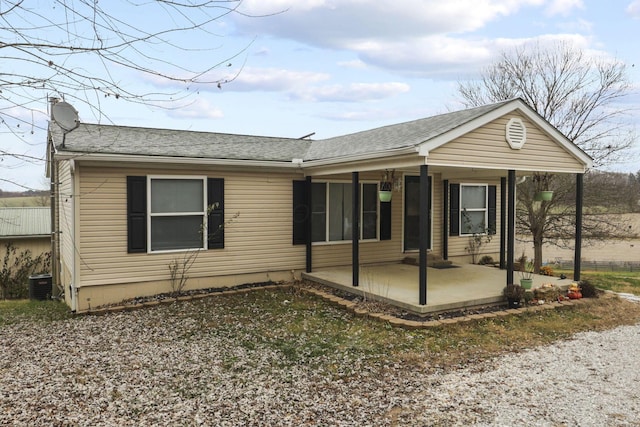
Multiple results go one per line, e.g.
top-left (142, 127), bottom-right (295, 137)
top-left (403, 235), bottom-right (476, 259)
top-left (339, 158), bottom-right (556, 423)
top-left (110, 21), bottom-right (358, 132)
top-left (460, 184), bottom-right (487, 235)
top-left (311, 182), bottom-right (378, 243)
top-left (148, 176), bottom-right (207, 252)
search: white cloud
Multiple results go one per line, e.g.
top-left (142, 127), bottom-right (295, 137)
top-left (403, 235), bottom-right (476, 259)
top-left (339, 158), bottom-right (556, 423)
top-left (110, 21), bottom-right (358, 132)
top-left (237, 0), bottom-right (545, 48)
top-left (232, 0), bottom-right (605, 79)
top-left (292, 82), bottom-right (410, 102)
top-left (146, 67), bottom-right (330, 93)
top-left (320, 108), bottom-right (401, 122)
top-left (165, 99), bottom-right (224, 120)
top-left (226, 67), bottom-right (330, 92)
top-left (337, 59), bottom-right (367, 69)
top-left (554, 18), bottom-right (593, 33)
top-left (544, 0), bottom-right (584, 16)
top-left (348, 33), bottom-right (595, 78)
top-left (627, 0), bottom-right (640, 18)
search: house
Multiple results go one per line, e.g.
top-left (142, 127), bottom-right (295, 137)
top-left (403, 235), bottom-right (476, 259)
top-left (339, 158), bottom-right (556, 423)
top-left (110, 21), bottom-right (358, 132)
top-left (0, 207), bottom-right (51, 262)
top-left (47, 98), bottom-right (592, 313)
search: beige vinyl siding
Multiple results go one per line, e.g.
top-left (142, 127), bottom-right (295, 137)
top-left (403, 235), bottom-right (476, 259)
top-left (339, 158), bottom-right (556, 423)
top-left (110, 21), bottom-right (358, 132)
top-left (77, 166), bottom-right (306, 287)
top-left (428, 113), bottom-right (583, 172)
top-left (313, 172), bottom-right (456, 269)
top-left (310, 172), bottom-right (400, 268)
top-left (57, 160), bottom-right (75, 292)
top-left (430, 173), bottom-right (443, 256)
top-left (446, 178), bottom-right (502, 262)
top-left (311, 171), bottom-right (448, 268)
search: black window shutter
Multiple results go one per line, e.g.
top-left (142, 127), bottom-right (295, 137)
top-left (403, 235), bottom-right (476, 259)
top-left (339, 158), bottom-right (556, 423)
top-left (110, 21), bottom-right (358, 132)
top-left (380, 199), bottom-right (392, 240)
top-left (488, 185), bottom-right (497, 235)
top-left (207, 178), bottom-right (225, 249)
top-left (449, 183), bottom-right (460, 236)
top-left (127, 176), bottom-right (147, 253)
top-left (292, 180), bottom-right (308, 245)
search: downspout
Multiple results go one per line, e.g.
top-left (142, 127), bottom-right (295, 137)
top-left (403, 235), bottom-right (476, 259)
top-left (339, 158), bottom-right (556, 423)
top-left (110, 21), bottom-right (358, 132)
top-left (49, 135), bottom-right (58, 297)
top-left (47, 97), bottom-right (59, 299)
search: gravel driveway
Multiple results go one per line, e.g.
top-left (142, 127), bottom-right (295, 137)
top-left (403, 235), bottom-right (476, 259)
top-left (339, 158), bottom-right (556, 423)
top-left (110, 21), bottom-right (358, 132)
top-left (1, 298), bottom-right (639, 426)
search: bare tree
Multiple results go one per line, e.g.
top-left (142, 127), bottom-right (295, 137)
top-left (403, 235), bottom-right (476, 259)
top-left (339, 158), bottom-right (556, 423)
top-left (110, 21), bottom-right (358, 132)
top-left (458, 42), bottom-right (637, 271)
top-left (1, 0), bottom-right (262, 186)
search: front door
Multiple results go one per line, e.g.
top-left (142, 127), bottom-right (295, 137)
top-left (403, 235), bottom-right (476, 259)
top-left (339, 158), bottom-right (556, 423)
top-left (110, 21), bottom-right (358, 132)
top-left (404, 175), bottom-right (431, 251)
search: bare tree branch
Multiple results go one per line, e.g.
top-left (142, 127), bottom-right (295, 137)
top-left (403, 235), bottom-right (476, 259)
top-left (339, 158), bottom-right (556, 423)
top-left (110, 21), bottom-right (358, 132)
top-left (458, 41), bottom-right (638, 271)
top-left (0, 0), bottom-right (272, 189)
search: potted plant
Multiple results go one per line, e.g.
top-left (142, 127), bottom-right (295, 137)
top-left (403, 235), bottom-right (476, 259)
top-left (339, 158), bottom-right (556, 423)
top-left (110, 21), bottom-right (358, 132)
top-left (504, 283), bottom-right (525, 309)
top-left (519, 260), bottom-right (534, 290)
top-left (379, 169), bottom-right (395, 202)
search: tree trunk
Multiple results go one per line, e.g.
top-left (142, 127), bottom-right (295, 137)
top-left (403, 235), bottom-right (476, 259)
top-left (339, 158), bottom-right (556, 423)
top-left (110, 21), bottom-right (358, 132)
top-left (533, 232), bottom-right (544, 274)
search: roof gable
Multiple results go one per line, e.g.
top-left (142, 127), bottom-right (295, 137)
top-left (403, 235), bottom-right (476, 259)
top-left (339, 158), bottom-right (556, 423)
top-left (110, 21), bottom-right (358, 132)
top-left (417, 98), bottom-right (592, 168)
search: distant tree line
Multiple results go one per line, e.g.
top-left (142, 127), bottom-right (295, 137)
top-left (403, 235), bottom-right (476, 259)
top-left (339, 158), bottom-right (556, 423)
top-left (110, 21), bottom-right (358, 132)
top-left (0, 190), bottom-right (49, 207)
top-left (583, 170), bottom-right (640, 213)
top-left (0, 189), bottom-right (48, 199)
top-left (549, 169), bottom-right (640, 214)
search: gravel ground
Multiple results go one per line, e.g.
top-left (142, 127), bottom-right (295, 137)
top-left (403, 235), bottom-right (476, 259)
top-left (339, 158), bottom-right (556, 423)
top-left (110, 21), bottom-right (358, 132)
top-left (1, 298), bottom-right (639, 426)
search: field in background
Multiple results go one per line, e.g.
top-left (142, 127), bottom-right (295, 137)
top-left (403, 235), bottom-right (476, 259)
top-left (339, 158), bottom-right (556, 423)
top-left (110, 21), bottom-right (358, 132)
top-left (516, 213), bottom-right (640, 263)
top-left (0, 196), bottom-right (49, 207)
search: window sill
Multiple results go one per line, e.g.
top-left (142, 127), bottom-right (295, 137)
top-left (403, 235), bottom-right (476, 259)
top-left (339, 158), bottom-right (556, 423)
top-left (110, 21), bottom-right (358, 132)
top-left (147, 247), bottom-right (206, 254)
top-left (312, 239), bottom-right (379, 246)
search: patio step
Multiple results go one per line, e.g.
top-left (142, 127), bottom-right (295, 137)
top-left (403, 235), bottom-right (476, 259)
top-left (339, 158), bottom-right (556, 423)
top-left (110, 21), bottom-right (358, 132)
top-left (402, 254), bottom-right (454, 269)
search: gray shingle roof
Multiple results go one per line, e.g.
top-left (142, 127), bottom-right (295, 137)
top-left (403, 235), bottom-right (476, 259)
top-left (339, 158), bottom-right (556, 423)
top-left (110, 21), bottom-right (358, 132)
top-left (57, 124), bottom-right (312, 162)
top-left (54, 100), bottom-right (514, 163)
top-left (303, 100), bottom-right (512, 161)
top-left (0, 207), bottom-right (51, 238)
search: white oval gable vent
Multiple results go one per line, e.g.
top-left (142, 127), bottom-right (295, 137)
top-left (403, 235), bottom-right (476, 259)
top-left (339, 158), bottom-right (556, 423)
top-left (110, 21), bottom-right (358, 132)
top-left (506, 117), bottom-right (527, 149)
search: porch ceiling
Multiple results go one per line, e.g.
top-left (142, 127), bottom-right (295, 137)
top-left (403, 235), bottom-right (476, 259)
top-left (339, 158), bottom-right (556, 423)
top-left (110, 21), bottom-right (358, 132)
top-left (303, 263), bottom-right (568, 315)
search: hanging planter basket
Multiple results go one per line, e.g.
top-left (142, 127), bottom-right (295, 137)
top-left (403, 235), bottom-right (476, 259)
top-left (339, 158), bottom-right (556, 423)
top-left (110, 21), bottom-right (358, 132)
top-left (379, 180), bottom-right (393, 202)
top-left (534, 191), bottom-right (553, 201)
top-left (379, 190), bottom-right (392, 202)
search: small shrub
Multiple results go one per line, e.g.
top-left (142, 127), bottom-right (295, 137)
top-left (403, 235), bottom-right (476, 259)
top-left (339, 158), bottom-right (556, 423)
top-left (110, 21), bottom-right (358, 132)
top-left (579, 280), bottom-right (598, 298)
top-left (533, 285), bottom-right (560, 301)
top-left (478, 255), bottom-right (494, 265)
top-left (503, 283), bottom-right (525, 301)
top-left (523, 291), bottom-right (534, 304)
top-left (0, 243), bottom-right (51, 299)
top-left (539, 265), bottom-right (554, 276)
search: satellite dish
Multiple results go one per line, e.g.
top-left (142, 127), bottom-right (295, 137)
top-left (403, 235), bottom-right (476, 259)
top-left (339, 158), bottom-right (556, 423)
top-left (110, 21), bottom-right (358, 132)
top-left (51, 101), bottom-right (79, 132)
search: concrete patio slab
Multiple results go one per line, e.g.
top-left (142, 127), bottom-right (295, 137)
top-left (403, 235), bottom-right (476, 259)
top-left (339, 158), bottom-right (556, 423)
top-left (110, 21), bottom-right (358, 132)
top-left (303, 263), bottom-right (569, 315)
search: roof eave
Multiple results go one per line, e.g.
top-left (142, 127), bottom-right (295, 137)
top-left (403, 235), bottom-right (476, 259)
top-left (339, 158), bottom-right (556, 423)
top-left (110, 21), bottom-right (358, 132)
top-left (303, 145), bottom-right (419, 168)
top-left (54, 151), bottom-right (304, 169)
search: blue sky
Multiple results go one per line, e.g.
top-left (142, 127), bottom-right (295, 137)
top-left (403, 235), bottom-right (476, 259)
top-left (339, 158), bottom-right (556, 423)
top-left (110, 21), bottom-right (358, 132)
top-left (3, 0), bottom-right (640, 191)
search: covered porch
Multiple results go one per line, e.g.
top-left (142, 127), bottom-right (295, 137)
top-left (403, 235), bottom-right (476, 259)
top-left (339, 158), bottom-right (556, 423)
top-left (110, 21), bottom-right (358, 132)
top-left (303, 262), bottom-right (568, 314)
top-left (298, 99), bottom-right (592, 314)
